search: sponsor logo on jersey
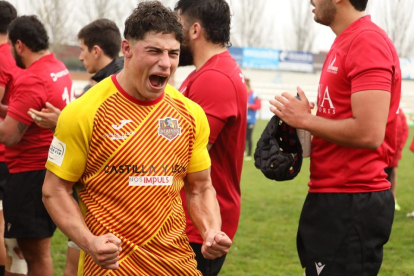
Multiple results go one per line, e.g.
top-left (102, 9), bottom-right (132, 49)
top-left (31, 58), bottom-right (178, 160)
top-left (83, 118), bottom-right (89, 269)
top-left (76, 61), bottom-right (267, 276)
top-left (158, 117), bottom-right (181, 141)
top-left (104, 164), bottom-right (186, 174)
top-left (129, 176), bottom-right (173, 186)
top-left (112, 119), bottom-right (133, 130)
top-left (102, 131), bottom-right (135, 140)
top-left (317, 84), bottom-right (336, 115)
top-left (327, 54), bottom-right (338, 74)
top-left (50, 69), bottom-right (69, 82)
top-left (48, 136), bottom-right (66, 166)
top-left (239, 73), bottom-right (245, 83)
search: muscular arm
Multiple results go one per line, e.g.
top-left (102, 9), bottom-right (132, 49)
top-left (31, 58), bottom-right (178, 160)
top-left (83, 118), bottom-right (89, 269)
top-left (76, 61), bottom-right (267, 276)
top-left (42, 171), bottom-right (122, 269)
top-left (184, 168), bottom-right (231, 259)
top-left (270, 87), bottom-right (390, 149)
top-left (0, 115), bottom-right (28, 146)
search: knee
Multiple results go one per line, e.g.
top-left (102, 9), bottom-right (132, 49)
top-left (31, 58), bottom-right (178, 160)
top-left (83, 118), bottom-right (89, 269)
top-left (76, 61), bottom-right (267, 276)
top-left (4, 238), bottom-right (28, 275)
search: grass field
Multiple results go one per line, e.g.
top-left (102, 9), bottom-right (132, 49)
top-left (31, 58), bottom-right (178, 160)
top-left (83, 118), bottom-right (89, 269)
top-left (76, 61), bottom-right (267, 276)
top-left (51, 120), bottom-right (414, 275)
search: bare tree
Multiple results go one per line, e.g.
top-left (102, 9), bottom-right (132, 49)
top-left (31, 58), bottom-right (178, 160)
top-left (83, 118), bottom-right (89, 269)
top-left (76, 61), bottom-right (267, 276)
top-left (229, 0), bottom-right (272, 48)
top-left (29, 0), bottom-right (72, 52)
top-left (82, 0), bottom-right (117, 23)
top-left (287, 0), bottom-right (316, 52)
top-left (372, 0), bottom-right (414, 58)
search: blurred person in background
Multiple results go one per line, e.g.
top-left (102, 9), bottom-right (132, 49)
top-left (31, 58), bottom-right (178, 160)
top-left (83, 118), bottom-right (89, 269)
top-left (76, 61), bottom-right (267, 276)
top-left (384, 108), bottom-right (408, 211)
top-left (175, 0), bottom-right (247, 274)
top-left (5, 15), bottom-right (72, 276)
top-left (245, 78), bottom-right (261, 161)
top-left (0, 1), bottom-right (27, 275)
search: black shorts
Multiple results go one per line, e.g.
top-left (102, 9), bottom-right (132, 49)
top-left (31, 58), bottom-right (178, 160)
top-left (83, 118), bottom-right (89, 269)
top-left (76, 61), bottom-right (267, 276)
top-left (297, 190), bottom-right (394, 276)
top-left (190, 242), bottom-right (227, 276)
top-left (3, 170), bottom-right (56, 239)
top-left (0, 162), bottom-right (10, 200)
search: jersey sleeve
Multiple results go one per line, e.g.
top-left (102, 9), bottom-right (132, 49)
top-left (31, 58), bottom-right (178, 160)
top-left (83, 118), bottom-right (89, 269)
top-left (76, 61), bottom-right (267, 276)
top-left (7, 74), bottom-right (47, 125)
top-left (46, 101), bottom-right (92, 182)
top-left (0, 57), bottom-right (11, 88)
top-left (186, 102), bottom-right (211, 173)
top-left (346, 31), bottom-right (394, 94)
top-left (188, 71), bottom-right (238, 144)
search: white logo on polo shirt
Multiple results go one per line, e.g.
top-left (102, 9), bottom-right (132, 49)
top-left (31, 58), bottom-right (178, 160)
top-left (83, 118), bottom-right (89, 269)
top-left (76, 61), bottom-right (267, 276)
top-left (48, 136), bottom-right (66, 166)
top-left (315, 262), bottom-right (325, 275)
top-left (327, 54), bottom-right (338, 74)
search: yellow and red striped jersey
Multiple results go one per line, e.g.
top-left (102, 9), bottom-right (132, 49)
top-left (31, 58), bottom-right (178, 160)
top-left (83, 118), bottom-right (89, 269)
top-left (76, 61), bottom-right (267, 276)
top-left (46, 75), bottom-right (210, 276)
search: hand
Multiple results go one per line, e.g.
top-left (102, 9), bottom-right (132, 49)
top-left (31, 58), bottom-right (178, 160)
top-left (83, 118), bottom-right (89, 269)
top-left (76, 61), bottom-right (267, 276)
top-left (269, 86), bottom-right (315, 129)
top-left (201, 230), bottom-right (232, 259)
top-left (27, 102), bottom-right (61, 131)
top-left (86, 233), bottom-right (122, 270)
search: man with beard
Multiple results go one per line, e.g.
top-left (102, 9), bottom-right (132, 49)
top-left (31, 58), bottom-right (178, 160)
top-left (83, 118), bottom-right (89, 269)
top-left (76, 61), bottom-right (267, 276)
top-left (269, 0), bottom-right (400, 275)
top-left (28, 18), bottom-right (124, 132)
top-left (4, 15), bottom-right (72, 276)
top-left (0, 2), bottom-right (28, 276)
top-left (174, 1), bottom-right (247, 275)
top-left (42, 1), bottom-right (231, 275)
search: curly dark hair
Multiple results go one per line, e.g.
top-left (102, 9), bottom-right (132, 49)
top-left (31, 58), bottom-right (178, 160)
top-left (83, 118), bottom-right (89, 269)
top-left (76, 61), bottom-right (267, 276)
top-left (78, 19), bottom-right (121, 59)
top-left (175, 0), bottom-right (231, 47)
top-left (0, 1), bottom-right (17, 34)
top-left (349, 0), bottom-right (368, 11)
top-left (124, 1), bottom-right (183, 44)
top-left (8, 15), bottom-right (49, 52)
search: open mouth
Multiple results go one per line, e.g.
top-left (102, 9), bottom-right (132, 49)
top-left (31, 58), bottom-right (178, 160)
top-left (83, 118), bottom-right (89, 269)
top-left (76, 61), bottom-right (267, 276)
top-left (149, 74), bottom-right (168, 88)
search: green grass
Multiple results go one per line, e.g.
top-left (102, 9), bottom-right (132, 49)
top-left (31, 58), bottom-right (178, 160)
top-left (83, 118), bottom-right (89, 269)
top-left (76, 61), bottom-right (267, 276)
top-left (51, 120), bottom-right (414, 275)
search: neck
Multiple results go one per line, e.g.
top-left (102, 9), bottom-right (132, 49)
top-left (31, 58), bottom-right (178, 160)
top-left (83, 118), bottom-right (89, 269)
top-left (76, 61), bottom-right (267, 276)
top-left (193, 41), bottom-right (227, 70)
top-left (330, 6), bottom-right (366, 36)
top-left (116, 70), bottom-right (145, 101)
top-left (96, 55), bottom-right (115, 72)
top-left (24, 49), bottom-right (50, 68)
top-left (0, 34), bottom-right (7, 45)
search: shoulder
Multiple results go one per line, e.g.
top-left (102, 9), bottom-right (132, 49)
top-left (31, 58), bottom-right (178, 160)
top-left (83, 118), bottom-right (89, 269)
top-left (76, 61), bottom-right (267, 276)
top-left (62, 77), bottom-right (117, 119)
top-left (165, 84), bottom-right (205, 116)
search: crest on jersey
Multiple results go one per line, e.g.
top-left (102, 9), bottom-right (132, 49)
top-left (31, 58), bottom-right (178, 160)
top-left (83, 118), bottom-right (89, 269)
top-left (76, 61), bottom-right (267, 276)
top-left (158, 117), bottom-right (181, 141)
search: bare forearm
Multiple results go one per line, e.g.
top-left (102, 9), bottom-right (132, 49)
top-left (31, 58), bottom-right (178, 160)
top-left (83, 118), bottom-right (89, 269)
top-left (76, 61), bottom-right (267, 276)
top-left (303, 115), bottom-right (384, 149)
top-left (186, 185), bottom-right (221, 240)
top-left (43, 189), bottom-right (94, 253)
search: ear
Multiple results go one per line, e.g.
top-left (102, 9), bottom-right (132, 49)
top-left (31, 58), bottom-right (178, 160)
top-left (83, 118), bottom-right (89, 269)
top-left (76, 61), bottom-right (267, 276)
top-left (190, 22), bottom-right (203, 40)
top-left (92, 45), bottom-right (102, 59)
top-left (121, 39), bottom-right (133, 58)
top-left (14, 40), bottom-right (24, 54)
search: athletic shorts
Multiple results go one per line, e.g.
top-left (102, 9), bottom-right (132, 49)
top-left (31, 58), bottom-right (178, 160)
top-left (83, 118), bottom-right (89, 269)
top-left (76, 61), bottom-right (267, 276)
top-left (3, 170), bottom-right (56, 239)
top-left (190, 242), bottom-right (227, 276)
top-left (297, 190), bottom-right (394, 276)
top-left (0, 162), bottom-right (10, 200)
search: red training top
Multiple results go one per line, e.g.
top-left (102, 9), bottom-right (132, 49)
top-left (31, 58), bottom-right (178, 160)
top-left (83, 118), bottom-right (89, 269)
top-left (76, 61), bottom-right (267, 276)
top-left (310, 16), bottom-right (401, 193)
top-left (0, 43), bottom-right (23, 162)
top-left (6, 53), bottom-right (71, 173)
top-left (179, 51), bottom-right (247, 243)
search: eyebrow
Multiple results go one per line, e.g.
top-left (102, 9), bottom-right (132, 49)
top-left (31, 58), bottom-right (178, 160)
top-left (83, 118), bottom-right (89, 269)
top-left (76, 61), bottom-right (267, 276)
top-left (145, 46), bottom-right (180, 53)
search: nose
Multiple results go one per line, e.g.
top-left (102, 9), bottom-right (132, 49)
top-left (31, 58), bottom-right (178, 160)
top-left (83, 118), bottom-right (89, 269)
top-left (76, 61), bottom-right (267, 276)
top-left (79, 52), bottom-right (83, 61)
top-left (159, 51), bottom-right (171, 69)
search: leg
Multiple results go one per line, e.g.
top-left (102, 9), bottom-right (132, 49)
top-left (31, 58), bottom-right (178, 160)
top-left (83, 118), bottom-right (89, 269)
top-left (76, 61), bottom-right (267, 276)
top-left (190, 243), bottom-right (226, 276)
top-left (64, 241), bottom-right (80, 276)
top-left (246, 124), bottom-right (254, 156)
top-left (17, 238), bottom-right (52, 276)
top-left (4, 239), bottom-right (27, 276)
top-left (0, 209), bottom-right (6, 276)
